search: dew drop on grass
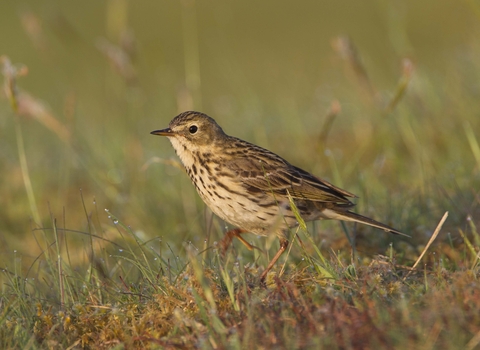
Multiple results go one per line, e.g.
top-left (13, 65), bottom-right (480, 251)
top-left (105, 209), bottom-right (109, 213)
top-left (119, 249), bottom-right (123, 252)
top-left (113, 219), bottom-right (118, 224)
top-left (154, 258), bottom-right (158, 261)
top-left (108, 215), bottom-right (111, 219)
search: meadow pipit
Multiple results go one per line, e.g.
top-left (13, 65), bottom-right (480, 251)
top-left (151, 111), bottom-right (406, 282)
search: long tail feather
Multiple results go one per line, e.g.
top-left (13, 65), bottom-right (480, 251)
top-left (321, 208), bottom-right (409, 237)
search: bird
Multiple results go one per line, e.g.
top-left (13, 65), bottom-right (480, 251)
top-left (151, 111), bottom-right (406, 282)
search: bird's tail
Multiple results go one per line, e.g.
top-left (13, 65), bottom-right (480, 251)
top-left (321, 208), bottom-right (409, 237)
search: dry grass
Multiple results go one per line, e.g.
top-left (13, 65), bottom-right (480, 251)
top-left (1, 207), bottom-right (479, 349)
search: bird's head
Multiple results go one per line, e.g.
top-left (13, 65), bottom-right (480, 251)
top-left (151, 111), bottom-right (226, 164)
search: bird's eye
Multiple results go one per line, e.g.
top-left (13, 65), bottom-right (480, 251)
top-left (189, 125), bottom-right (198, 134)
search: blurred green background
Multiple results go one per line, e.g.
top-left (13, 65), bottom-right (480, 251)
top-left (1, 0), bottom-right (479, 274)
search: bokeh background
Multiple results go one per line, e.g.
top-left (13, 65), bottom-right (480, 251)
top-left (1, 1), bottom-right (479, 276)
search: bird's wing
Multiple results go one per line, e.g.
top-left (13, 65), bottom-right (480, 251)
top-left (224, 147), bottom-right (355, 205)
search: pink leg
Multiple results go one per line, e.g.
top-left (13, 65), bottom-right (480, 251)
top-left (259, 238), bottom-right (289, 283)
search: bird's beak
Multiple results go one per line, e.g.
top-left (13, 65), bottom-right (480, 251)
top-left (150, 128), bottom-right (175, 136)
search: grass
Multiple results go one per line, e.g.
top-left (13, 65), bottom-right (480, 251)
top-left (1, 1), bottom-right (480, 348)
top-left (2, 210), bottom-right (480, 349)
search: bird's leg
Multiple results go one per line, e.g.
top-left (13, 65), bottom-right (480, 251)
top-left (219, 228), bottom-right (247, 253)
top-left (259, 238), bottom-right (289, 283)
top-left (220, 228), bottom-right (261, 256)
